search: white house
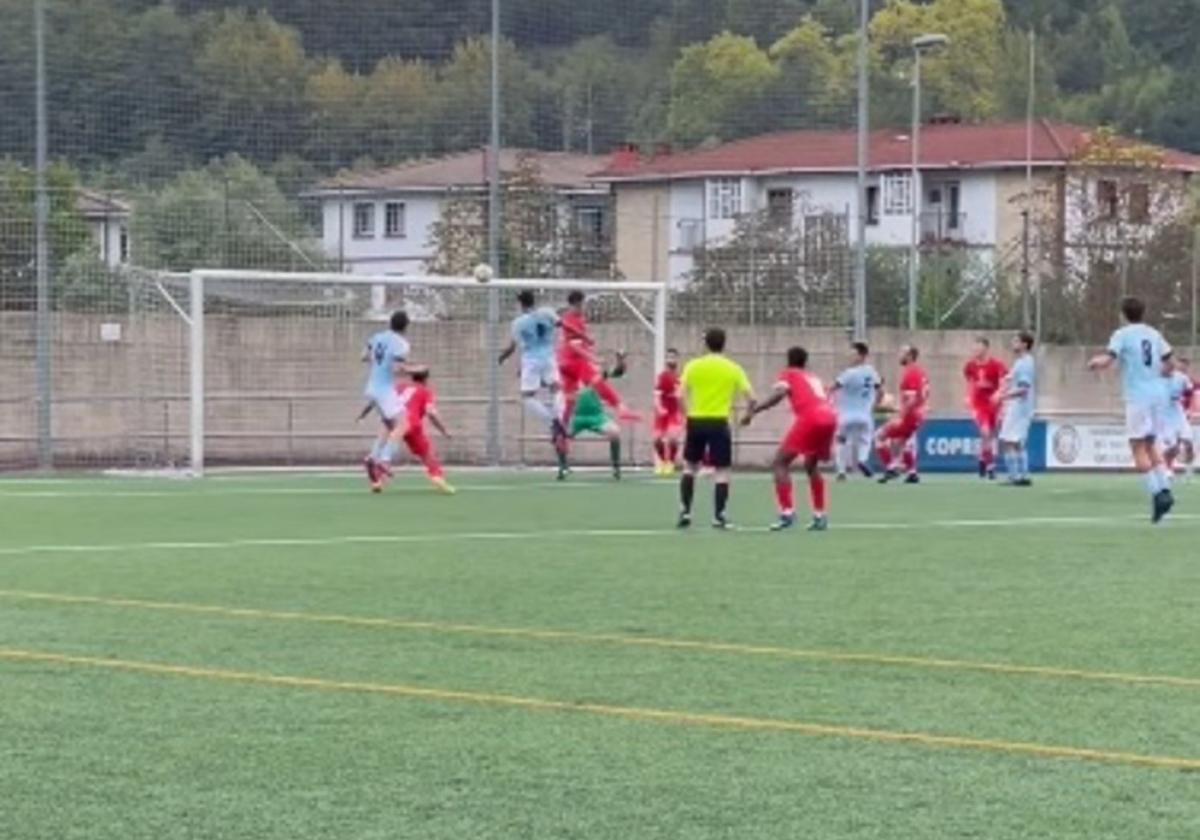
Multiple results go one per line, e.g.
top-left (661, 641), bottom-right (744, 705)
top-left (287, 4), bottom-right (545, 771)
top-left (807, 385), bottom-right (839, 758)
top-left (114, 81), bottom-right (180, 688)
top-left (308, 148), bottom-right (611, 276)
top-left (595, 120), bottom-right (1200, 285)
top-left (76, 189), bottom-right (131, 269)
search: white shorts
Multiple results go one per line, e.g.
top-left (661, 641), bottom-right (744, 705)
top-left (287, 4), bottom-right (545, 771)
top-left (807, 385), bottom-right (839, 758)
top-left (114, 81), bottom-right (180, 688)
top-left (520, 355), bottom-right (559, 393)
top-left (998, 407), bottom-right (1032, 444)
top-left (837, 415), bottom-right (874, 442)
top-left (1160, 410), bottom-right (1194, 448)
top-left (1125, 401), bottom-right (1167, 441)
top-left (364, 386), bottom-right (402, 422)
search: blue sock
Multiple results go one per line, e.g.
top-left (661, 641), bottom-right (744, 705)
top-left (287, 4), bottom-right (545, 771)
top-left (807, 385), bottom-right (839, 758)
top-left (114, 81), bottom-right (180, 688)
top-left (1143, 470), bottom-right (1161, 496)
top-left (1004, 450), bottom-right (1018, 480)
top-left (381, 440), bottom-right (397, 463)
top-left (370, 439), bottom-right (386, 460)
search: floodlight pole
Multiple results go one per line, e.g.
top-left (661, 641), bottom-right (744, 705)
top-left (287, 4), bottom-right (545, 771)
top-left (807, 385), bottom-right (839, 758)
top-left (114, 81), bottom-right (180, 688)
top-left (34, 0), bottom-right (52, 470)
top-left (908, 34), bottom-right (949, 332)
top-left (485, 0), bottom-right (502, 464)
top-left (853, 0), bottom-right (869, 340)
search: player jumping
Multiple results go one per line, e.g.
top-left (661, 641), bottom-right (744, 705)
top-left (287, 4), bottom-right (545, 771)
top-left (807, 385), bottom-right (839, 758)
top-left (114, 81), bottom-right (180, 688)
top-left (499, 290), bottom-right (568, 456)
top-left (1087, 296), bottom-right (1175, 523)
top-left (361, 310), bottom-right (419, 487)
top-left (743, 346), bottom-right (837, 532)
top-left (653, 348), bottom-right (684, 474)
top-left (829, 341), bottom-right (882, 480)
top-left (876, 345), bottom-right (929, 484)
top-left (1162, 357), bottom-right (1195, 478)
top-left (367, 369), bottom-right (454, 494)
top-left (565, 352), bottom-right (629, 481)
top-left (964, 336), bottom-right (1008, 479)
top-left (996, 331), bottom-right (1036, 487)
top-left (558, 291), bottom-right (635, 424)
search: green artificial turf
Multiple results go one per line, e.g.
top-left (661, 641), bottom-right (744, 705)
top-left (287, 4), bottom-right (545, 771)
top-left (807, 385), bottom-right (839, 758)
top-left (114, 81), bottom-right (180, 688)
top-left (1, 469), bottom-right (1199, 839)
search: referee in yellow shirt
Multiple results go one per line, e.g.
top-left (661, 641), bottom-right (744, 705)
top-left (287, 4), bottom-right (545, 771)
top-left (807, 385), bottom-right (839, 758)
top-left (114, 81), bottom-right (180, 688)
top-left (678, 327), bottom-right (757, 528)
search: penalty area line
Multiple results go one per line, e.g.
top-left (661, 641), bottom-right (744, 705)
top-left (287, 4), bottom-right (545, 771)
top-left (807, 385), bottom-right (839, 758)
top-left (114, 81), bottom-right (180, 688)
top-left (1, 647), bottom-right (1198, 772)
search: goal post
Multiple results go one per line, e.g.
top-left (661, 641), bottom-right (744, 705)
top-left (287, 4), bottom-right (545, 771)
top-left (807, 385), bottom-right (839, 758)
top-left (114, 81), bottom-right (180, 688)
top-left (186, 269), bottom-right (669, 475)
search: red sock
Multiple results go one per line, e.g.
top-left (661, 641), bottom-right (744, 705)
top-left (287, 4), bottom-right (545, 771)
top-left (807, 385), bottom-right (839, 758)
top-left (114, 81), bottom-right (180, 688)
top-left (901, 447), bottom-right (917, 473)
top-left (668, 440), bottom-right (679, 463)
top-left (808, 473), bottom-right (826, 515)
top-left (594, 378), bottom-right (621, 409)
top-left (423, 455), bottom-right (444, 479)
top-left (876, 443), bottom-right (893, 468)
top-left (980, 442), bottom-right (993, 467)
top-left (775, 478), bottom-right (794, 514)
top-left (654, 440), bottom-right (667, 461)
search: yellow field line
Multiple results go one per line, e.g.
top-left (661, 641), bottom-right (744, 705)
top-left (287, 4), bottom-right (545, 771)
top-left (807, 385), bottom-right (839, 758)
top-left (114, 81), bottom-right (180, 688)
top-left (3, 588), bottom-right (1198, 690)
top-left (2, 646), bottom-right (1198, 771)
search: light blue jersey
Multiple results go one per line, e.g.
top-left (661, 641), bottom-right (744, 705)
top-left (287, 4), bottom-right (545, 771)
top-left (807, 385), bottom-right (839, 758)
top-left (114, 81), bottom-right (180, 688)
top-left (364, 330), bottom-right (410, 394)
top-left (835, 364), bottom-right (881, 418)
top-left (1168, 370), bottom-right (1191, 408)
top-left (1008, 354), bottom-right (1036, 417)
top-left (1107, 324), bottom-right (1171, 406)
top-left (511, 307), bottom-right (558, 362)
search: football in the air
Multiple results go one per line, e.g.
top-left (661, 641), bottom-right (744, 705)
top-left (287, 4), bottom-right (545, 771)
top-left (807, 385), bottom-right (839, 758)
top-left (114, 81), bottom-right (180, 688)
top-left (473, 263), bottom-right (494, 283)
top-left (878, 392), bottom-right (898, 412)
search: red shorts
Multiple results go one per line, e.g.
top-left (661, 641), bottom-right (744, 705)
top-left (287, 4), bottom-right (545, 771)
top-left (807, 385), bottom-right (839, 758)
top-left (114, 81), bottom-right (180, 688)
top-left (880, 411), bottom-right (924, 442)
top-left (781, 411), bottom-right (837, 461)
top-left (653, 408), bottom-right (683, 435)
top-left (559, 356), bottom-right (597, 395)
top-left (403, 427), bottom-right (431, 459)
top-left (972, 401), bottom-right (999, 434)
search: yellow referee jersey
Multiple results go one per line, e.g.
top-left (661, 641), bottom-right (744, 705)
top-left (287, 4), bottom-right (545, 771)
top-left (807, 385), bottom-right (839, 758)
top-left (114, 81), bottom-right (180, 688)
top-left (680, 353), bottom-right (752, 419)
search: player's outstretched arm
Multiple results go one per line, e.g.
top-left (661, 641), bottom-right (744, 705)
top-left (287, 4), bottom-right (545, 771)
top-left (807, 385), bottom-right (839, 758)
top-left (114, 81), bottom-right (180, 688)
top-left (427, 408), bottom-right (451, 438)
top-left (355, 402), bottom-right (374, 421)
top-left (743, 384), bottom-right (783, 425)
top-left (1087, 351), bottom-right (1116, 371)
top-left (498, 340), bottom-right (517, 365)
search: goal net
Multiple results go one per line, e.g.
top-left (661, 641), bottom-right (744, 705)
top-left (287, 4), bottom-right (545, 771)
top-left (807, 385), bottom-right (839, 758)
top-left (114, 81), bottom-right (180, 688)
top-left (175, 270), bottom-right (666, 474)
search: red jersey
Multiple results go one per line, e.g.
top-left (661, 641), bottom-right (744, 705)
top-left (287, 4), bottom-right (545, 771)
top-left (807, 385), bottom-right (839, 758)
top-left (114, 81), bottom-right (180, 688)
top-left (558, 309), bottom-right (591, 361)
top-left (656, 368), bottom-right (681, 414)
top-left (779, 368), bottom-right (834, 419)
top-left (396, 382), bottom-right (434, 426)
top-left (963, 357), bottom-right (1007, 406)
top-left (899, 364), bottom-right (929, 415)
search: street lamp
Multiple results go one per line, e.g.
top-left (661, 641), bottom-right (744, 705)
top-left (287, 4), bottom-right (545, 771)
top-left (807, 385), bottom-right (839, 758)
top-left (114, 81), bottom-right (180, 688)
top-left (908, 32), bottom-right (949, 331)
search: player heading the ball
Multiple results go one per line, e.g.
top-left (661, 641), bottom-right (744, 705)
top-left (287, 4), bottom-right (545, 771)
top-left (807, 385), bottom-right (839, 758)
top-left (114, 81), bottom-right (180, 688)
top-left (499, 290), bottom-right (569, 460)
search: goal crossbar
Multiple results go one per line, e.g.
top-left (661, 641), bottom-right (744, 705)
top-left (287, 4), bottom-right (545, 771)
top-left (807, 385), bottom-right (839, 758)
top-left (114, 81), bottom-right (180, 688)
top-left (191, 268), bottom-right (665, 294)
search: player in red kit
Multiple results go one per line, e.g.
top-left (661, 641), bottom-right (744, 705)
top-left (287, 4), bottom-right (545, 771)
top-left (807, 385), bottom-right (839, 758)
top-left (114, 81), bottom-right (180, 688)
top-left (558, 291), bottom-right (633, 425)
top-left (743, 346), bottom-right (837, 532)
top-left (876, 344), bottom-right (929, 484)
top-left (380, 369), bottom-right (454, 495)
top-left (963, 336), bottom-right (1007, 479)
top-left (653, 348), bottom-right (684, 474)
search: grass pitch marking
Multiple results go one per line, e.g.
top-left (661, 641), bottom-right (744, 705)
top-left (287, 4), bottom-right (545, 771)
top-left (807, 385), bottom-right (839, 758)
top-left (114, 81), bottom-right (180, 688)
top-left (2, 646), bottom-right (1198, 772)
top-left (3, 588), bottom-right (1198, 692)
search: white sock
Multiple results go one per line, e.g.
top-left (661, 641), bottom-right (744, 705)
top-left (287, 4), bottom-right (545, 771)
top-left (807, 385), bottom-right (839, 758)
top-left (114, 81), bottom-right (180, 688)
top-left (1143, 470), bottom-right (1161, 496)
top-left (1158, 465), bottom-right (1173, 488)
top-left (524, 396), bottom-right (554, 427)
top-left (834, 440), bottom-right (847, 474)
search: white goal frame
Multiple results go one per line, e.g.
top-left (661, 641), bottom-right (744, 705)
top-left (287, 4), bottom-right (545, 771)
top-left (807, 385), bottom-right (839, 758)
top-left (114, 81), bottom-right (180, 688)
top-left (187, 269), bottom-right (669, 475)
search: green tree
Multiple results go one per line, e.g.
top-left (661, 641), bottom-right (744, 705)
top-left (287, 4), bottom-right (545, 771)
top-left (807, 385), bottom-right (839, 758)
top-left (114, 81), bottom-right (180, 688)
top-left (362, 57), bottom-right (439, 163)
top-left (668, 32), bottom-right (778, 145)
top-left (765, 17), bottom-right (855, 130)
top-left (304, 59), bottom-right (367, 171)
top-left (552, 36), bottom-right (639, 153)
top-left (436, 36), bottom-right (545, 151)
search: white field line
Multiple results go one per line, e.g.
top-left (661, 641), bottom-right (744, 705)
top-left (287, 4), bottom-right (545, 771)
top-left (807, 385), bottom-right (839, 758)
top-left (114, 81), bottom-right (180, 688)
top-left (0, 514), bottom-right (1195, 559)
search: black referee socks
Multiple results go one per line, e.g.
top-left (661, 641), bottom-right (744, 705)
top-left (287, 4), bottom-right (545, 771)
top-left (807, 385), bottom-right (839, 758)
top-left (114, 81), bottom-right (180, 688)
top-left (714, 482), bottom-right (729, 518)
top-left (680, 473), bottom-right (695, 513)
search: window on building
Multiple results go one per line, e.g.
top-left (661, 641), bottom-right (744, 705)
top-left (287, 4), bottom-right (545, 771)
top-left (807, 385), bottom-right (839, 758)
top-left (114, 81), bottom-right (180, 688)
top-left (946, 182), bottom-right (962, 230)
top-left (384, 202), bottom-right (406, 238)
top-left (677, 219), bottom-right (704, 252)
top-left (574, 206), bottom-right (606, 247)
top-left (883, 173), bottom-right (912, 215)
top-left (865, 185), bottom-right (880, 225)
top-left (1096, 179), bottom-right (1119, 221)
top-left (708, 178), bottom-right (742, 220)
top-left (1127, 183), bottom-right (1151, 224)
top-left (118, 225), bottom-right (129, 263)
top-left (353, 202), bottom-right (376, 238)
top-left (766, 188), bottom-right (794, 226)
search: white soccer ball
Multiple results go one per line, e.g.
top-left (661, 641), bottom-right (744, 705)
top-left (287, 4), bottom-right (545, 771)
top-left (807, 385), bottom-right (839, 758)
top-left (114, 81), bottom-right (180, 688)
top-left (473, 263), bottom-right (494, 284)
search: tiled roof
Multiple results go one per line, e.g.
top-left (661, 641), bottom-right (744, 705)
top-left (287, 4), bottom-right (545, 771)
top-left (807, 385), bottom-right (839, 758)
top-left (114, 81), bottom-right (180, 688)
top-left (595, 120), bottom-right (1200, 180)
top-left (317, 149), bottom-right (608, 193)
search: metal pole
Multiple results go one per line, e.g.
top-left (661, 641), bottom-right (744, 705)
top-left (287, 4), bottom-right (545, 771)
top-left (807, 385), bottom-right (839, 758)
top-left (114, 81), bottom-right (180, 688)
top-left (1021, 29), bottom-right (1035, 331)
top-left (34, 0), bottom-right (52, 471)
top-left (1191, 226), bottom-right (1199, 357)
top-left (484, 0), bottom-right (502, 464)
top-left (189, 272), bottom-right (205, 475)
top-left (853, 0), bottom-right (869, 340)
top-left (908, 50), bottom-right (921, 332)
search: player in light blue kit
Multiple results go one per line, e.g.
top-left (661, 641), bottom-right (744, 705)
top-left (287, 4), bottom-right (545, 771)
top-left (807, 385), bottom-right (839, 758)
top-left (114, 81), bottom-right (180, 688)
top-left (1162, 357), bottom-right (1195, 478)
top-left (1088, 296), bottom-right (1175, 522)
top-left (361, 310), bottom-right (415, 488)
top-left (829, 341), bottom-right (882, 480)
top-left (498, 290), bottom-right (568, 453)
top-left (997, 331), bottom-right (1036, 487)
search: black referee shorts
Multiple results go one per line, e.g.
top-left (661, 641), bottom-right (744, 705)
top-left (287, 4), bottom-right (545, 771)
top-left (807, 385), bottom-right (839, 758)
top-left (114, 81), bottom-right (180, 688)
top-left (684, 418), bottom-right (733, 469)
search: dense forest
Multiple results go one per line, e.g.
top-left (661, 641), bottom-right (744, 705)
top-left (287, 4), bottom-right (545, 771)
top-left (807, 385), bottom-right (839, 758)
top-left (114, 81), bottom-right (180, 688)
top-left (1, 0), bottom-right (1199, 187)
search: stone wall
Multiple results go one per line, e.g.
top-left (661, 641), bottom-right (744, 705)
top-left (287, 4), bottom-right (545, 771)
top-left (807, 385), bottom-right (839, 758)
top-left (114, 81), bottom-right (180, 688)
top-left (0, 312), bottom-right (1129, 469)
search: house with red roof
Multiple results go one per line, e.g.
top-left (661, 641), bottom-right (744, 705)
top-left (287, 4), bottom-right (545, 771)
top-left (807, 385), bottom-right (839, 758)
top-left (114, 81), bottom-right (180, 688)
top-left (592, 120), bottom-right (1200, 286)
top-left (309, 149), bottom-right (610, 275)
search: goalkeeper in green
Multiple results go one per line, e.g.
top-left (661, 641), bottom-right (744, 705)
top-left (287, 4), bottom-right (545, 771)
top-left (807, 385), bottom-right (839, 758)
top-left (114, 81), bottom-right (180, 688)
top-left (561, 351), bottom-right (632, 481)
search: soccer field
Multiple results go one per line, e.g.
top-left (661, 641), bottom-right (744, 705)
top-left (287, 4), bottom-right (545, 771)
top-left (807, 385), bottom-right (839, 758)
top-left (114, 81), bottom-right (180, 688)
top-left (2, 470), bottom-right (1199, 839)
